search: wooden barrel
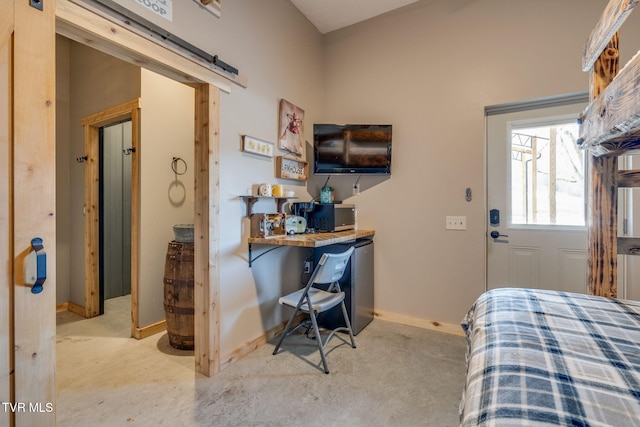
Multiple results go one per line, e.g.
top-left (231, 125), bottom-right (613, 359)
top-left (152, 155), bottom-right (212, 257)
top-left (163, 241), bottom-right (194, 350)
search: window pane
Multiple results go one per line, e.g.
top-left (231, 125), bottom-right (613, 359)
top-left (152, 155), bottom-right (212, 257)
top-left (510, 121), bottom-right (585, 226)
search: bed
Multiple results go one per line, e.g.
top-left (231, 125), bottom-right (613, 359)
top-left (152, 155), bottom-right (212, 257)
top-left (460, 287), bottom-right (640, 426)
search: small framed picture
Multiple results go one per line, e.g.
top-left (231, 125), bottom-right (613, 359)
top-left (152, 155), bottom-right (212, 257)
top-left (242, 135), bottom-right (274, 158)
top-left (278, 99), bottom-right (304, 157)
top-left (275, 156), bottom-right (308, 181)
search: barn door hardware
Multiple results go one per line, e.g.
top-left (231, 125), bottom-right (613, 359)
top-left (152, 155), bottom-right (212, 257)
top-left (30, 0), bottom-right (43, 11)
top-left (25, 238), bottom-right (47, 294)
top-left (212, 55), bottom-right (238, 75)
top-left (92, 0), bottom-right (239, 77)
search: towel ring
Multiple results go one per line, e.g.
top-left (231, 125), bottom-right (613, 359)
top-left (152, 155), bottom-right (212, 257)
top-left (172, 157), bottom-right (187, 175)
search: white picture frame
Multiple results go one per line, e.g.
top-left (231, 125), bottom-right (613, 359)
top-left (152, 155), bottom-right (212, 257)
top-left (242, 135), bottom-right (274, 158)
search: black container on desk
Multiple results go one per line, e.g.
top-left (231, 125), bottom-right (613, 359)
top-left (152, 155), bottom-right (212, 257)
top-left (313, 238), bottom-right (374, 335)
top-left (307, 203), bottom-right (356, 232)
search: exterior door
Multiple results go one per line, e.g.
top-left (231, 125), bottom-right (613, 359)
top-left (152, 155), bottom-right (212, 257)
top-left (1, 1), bottom-right (56, 426)
top-left (486, 97), bottom-right (588, 293)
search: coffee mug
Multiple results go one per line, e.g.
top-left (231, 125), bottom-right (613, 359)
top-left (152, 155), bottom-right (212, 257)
top-left (272, 184), bottom-right (284, 197)
top-left (258, 183), bottom-right (272, 196)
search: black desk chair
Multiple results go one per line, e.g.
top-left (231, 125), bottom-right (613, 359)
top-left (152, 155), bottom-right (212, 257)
top-left (272, 246), bottom-right (356, 373)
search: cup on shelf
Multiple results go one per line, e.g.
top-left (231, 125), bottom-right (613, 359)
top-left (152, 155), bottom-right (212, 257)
top-left (272, 184), bottom-right (284, 197)
top-left (258, 183), bottom-right (272, 196)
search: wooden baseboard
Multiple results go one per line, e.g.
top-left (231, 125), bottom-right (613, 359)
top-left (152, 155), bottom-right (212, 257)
top-left (132, 320), bottom-right (166, 340)
top-left (373, 310), bottom-right (465, 337)
top-left (68, 301), bottom-right (86, 317)
top-left (56, 301), bottom-right (87, 317)
top-left (56, 301), bottom-right (166, 340)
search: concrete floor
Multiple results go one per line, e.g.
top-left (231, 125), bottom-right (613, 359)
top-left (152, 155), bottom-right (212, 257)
top-left (56, 296), bottom-right (467, 426)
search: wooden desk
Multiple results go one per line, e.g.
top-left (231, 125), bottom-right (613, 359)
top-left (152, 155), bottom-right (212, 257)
top-left (248, 229), bottom-right (374, 266)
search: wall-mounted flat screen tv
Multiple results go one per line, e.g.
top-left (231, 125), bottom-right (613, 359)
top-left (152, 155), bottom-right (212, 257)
top-left (313, 124), bottom-right (392, 175)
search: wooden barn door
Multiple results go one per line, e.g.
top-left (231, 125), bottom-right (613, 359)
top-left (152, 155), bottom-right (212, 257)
top-left (1, 1), bottom-right (57, 426)
top-left (0, 3), bottom-right (13, 425)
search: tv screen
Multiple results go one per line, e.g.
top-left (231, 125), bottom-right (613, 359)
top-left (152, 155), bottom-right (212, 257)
top-left (313, 124), bottom-right (392, 175)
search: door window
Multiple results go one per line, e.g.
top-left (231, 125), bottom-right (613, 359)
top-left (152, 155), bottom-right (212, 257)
top-left (510, 120), bottom-right (585, 226)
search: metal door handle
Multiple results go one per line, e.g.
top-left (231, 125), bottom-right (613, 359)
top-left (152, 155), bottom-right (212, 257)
top-left (490, 231), bottom-right (508, 239)
top-left (25, 238), bottom-right (46, 294)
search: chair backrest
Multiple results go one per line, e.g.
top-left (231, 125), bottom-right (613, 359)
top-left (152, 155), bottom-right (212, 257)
top-left (311, 246), bottom-right (354, 285)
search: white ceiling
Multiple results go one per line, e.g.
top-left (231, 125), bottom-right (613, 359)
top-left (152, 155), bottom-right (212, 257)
top-left (289, 0), bottom-right (420, 34)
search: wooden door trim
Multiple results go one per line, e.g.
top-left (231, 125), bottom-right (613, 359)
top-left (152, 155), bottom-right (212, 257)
top-left (81, 99), bottom-right (140, 330)
top-left (194, 84), bottom-right (220, 376)
top-left (56, 1), bottom-right (220, 376)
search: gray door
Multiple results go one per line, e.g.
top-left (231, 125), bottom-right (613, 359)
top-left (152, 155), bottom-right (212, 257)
top-left (101, 120), bottom-right (132, 300)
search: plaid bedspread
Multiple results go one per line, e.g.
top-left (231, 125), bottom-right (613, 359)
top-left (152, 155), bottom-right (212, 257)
top-left (460, 288), bottom-right (640, 426)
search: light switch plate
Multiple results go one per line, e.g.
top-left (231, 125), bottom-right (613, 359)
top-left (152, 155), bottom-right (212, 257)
top-left (446, 216), bottom-right (467, 230)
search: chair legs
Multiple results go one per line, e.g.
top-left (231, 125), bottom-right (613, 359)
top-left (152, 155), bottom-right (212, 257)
top-left (272, 302), bottom-right (300, 356)
top-left (340, 301), bottom-right (357, 349)
top-left (308, 306), bottom-right (330, 373)
top-left (273, 300), bottom-right (356, 374)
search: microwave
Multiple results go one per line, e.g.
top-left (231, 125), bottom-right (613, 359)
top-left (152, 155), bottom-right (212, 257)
top-left (308, 204), bottom-right (356, 232)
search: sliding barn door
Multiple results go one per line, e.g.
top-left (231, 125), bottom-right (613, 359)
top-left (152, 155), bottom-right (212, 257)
top-left (0, 2), bottom-right (13, 426)
top-left (1, 1), bottom-right (57, 426)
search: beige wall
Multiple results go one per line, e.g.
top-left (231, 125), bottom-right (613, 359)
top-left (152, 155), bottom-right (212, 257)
top-left (216, 1), bottom-right (325, 355)
top-left (138, 69), bottom-right (195, 326)
top-left (322, 0), bottom-right (640, 324)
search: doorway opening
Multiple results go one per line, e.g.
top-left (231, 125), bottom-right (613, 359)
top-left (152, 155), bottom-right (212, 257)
top-left (81, 99), bottom-right (140, 331)
top-left (55, 0), bottom-right (222, 378)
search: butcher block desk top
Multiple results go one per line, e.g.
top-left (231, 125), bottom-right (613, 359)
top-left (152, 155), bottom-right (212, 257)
top-left (248, 229), bottom-right (375, 248)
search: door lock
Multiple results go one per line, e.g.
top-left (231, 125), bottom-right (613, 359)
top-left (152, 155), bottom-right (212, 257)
top-left (489, 209), bottom-right (500, 225)
top-left (490, 231), bottom-right (508, 239)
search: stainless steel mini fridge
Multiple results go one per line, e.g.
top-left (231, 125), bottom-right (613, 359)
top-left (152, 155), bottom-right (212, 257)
top-left (314, 238), bottom-right (374, 335)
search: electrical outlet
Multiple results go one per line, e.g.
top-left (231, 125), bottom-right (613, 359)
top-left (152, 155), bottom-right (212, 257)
top-left (304, 261), bottom-right (313, 273)
top-left (446, 216), bottom-right (467, 230)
